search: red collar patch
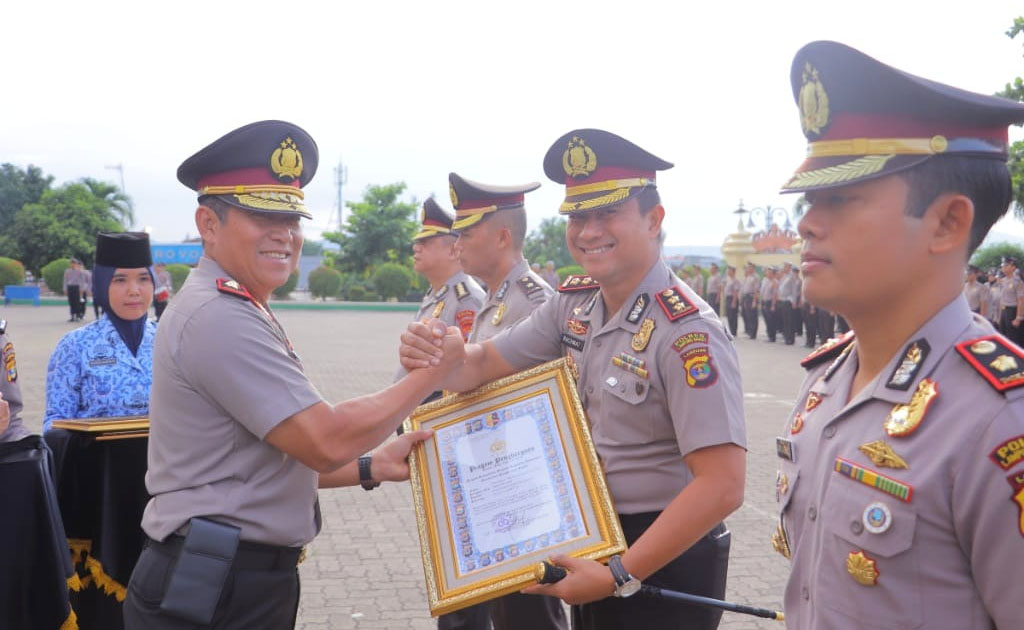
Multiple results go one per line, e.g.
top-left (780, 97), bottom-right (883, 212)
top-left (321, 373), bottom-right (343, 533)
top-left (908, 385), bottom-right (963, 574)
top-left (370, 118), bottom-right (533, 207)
top-left (217, 278), bottom-right (256, 303)
top-left (955, 334), bottom-right (1024, 393)
top-left (801, 331), bottom-right (856, 369)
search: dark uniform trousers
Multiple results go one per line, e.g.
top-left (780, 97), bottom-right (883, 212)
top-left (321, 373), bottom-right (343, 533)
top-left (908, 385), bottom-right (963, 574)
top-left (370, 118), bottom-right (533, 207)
top-left (123, 536), bottom-right (301, 630)
top-left (707, 292), bottom-right (720, 316)
top-left (779, 300), bottom-right (795, 344)
top-left (68, 285), bottom-right (84, 320)
top-left (438, 592), bottom-right (566, 630)
top-left (572, 513), bottom-right (730, 630)
top-left (802, 303), bottom-right (818, 348)
top-left (1000, 306), bottom-right (1023, 345)
top-left (817, 307), bottom-right (835, 341)
top-left (740, 294), bottom-right (757, 339)
top-left (835, 314), bottom-right (850, 334)
top-left (761, 300), bottom-right (776, 342)
top-left (725, 301), bottom-right (739, 338)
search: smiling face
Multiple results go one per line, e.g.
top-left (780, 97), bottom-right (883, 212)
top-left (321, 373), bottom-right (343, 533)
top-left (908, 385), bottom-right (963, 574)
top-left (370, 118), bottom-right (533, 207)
top-left (565, 197), bottom-right (663, 289)
top-left (108, 267), bottom-right (154, 320)
top-left (797, 175), bottom-right (928, 316)
top-left (199, 205), bottom-right (303, 302)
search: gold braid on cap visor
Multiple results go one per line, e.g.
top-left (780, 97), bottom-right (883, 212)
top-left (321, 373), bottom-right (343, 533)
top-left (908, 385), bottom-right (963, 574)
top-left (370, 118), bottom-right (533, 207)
top-left (200, 184), bottom-right (307, 214)
top-left (558, 177), bottom-right (655, 214)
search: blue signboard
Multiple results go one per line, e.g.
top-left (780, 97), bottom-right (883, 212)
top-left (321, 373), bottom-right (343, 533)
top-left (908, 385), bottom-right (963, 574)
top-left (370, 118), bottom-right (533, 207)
top-left (151, 243), bottom-right (203, 265)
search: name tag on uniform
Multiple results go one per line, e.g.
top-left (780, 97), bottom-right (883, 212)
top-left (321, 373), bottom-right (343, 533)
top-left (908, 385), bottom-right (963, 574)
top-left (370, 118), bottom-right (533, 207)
top-left (560, 333), bottom-right (585, 351)
top-left (88, 357), bottom-right (117, 367)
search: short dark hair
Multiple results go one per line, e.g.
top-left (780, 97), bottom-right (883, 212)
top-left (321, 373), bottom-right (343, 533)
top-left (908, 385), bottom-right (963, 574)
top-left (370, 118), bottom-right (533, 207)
top-left (199, 195), bottom-right (233, 222)
top-left (635, 186), bottom-right (661, 214)
top-left (901, 155), bottom-right (1012, 255)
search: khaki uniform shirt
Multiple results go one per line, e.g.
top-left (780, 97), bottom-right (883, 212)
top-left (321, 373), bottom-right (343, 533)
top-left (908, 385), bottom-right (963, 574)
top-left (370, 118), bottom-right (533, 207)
top-left (724, 276), bottom-right (740, 305)
top-left (141, 256), bottom-right (325, 546)
top-left (395, 271), bottom-right (485, 381)
top-left (706, 273), bottom-right (722, 297)
top-left (989, 283), bottom-right (1002, 320)
top-left (62, 267), bottom-right (88, 293)
top-left (778, 272), bottom-right (798, 304)
top-left (740, 274), bottom-right (759, 297)
top-left (759, 277), bottom-right (775, 301)
top-left (963, 280), bottom-right (987, 312)
top-left (689, 273), bottom-right (705, 298)
top-left (0, 322), bottom-right (30, 443)
top-left (775, 296), bottom-right (1024, 629)
top-left (469, 259), bottom-right (552, 344)
top-left (999, 273), bottom-right (1024, 307)
top-left (490, 260), bottom-right (746, 513)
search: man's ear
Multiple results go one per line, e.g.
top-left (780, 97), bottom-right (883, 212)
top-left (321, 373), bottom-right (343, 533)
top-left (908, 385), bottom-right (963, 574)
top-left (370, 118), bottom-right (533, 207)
top-left (647, 204), bottom-right (666, 237)
top-left (195, 205), bottom-right (221, 246)
top-left (927, 193), bottom-right (973, 255)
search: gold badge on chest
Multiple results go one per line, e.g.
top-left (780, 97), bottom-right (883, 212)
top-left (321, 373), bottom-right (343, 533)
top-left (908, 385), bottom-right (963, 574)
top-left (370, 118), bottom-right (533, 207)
top-left (884, 378), bottom-right (938, 437)
top-left (631, 318), bottom-right (655, 352)
top-left (432, 301), bottom-right (445, 319)
top-left (858, 440), bottom-right (909, 469)
top-left (492, 302), bottom-right (507, 326)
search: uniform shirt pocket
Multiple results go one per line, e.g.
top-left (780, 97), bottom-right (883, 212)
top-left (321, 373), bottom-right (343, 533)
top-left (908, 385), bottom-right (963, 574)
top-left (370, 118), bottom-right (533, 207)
top-left (599, 370), bottom-right (654, 444)
top-left (818, 474), bottom-right (923, 629)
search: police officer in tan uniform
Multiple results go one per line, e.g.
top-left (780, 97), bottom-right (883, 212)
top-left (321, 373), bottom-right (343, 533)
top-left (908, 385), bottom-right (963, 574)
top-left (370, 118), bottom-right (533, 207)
top-left (723, 266), bottom-right (740, 337)
top-left (0, 320), bottom-right (30, 443)
top-left (777, 262), bottom-right (798, 344)
top-left (740, 262), bottom-right (760, 339)
top-left (395, 198), bottom-right (485, 385)
top-left (444, 172), bottom-right (561, 630)
top-left (964, 264), bottom-right (989, 316)
top-left (124, 121), bottom-right (462, 630)
top-left (772, 41), bottom-right (1024, 629)
top-left (760, 266), bottom-right (778, 342)
top-left (998, 256), bottom-right (1024, 344)
top-left (706, 262), bottom-right (722, 315)
top-left (402, 129), bottom-right (746, 630)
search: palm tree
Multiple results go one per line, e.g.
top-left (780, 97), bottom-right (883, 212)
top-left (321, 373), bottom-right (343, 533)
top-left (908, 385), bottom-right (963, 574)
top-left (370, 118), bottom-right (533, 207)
top-left (80, 177), bottom-right (134, 227)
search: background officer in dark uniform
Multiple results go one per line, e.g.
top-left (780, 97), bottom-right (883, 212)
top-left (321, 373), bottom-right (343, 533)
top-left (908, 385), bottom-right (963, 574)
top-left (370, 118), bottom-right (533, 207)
top-left (124, 121), bottom-right (463, 630)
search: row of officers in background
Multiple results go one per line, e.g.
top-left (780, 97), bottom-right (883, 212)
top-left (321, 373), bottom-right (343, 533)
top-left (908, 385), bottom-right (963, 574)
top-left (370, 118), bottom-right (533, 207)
top-left (963, 256), bottom-right (1024, 345)
top-left (677, 262), bottom-right (845, 348)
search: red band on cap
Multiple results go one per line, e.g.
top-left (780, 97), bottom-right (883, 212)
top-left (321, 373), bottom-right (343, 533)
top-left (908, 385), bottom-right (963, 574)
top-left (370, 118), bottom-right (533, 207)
top-left (821, 113), bottom-right (1008, 144)
top-left (459, 194), bottom-right (524, 211)
top-left (197, 167), bottom-right (301, 191)
top-left (423, 219), bottom-right (448, 228)
top-left (564, 166), bottom-right (656, 186)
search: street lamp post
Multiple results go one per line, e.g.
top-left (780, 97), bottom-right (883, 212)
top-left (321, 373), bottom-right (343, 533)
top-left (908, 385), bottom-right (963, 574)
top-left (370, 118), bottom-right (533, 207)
top-left (744, 203), bottom-right (792, 233)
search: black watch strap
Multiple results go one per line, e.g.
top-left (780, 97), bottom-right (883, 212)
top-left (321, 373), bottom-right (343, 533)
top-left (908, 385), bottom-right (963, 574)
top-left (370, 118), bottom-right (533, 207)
top-left (358, 455), bottom-right (380, 491)
top-left (608, 555), bottom-right (629, 587)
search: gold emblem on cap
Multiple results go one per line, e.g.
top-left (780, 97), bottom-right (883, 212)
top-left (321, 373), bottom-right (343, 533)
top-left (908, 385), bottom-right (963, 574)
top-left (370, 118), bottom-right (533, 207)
top-left (562, 136), bottom-right (598, 179)
top-left (449, 184), bottom-right (459, 209)
top-left (884, 378), bottom-right (937, 437)
top-left (270, 137), bottom-right (303, 181)
top-left (631, 318), bottom-right (655, 352)
top-left (798, 63), bottom-right (830, 137)
top-left (858, 440), bottom-right (908, 469)
top-left (846, 551), bottom-right (879, 586)
top-left (929, 135), bottom-right (949, 153)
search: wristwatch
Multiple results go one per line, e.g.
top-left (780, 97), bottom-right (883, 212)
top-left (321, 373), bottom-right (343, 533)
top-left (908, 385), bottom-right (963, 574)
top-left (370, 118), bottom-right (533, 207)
top-left (608, 555), bottom-right (641, 598)
top-left (358, 455), bottom-right (380, 491)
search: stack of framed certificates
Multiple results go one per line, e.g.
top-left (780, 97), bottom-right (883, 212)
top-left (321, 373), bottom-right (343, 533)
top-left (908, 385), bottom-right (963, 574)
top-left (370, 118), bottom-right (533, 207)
top-left (405, 358), bottom-right (625, 616)
top-left (49, 416), bottom-right (149, 441)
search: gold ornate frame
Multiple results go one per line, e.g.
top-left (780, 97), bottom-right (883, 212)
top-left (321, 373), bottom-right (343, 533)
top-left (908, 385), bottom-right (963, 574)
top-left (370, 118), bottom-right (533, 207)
top-left (49, 416), bottom-right (149, 440)
top-left (406, 358), bottom-right (624, 616)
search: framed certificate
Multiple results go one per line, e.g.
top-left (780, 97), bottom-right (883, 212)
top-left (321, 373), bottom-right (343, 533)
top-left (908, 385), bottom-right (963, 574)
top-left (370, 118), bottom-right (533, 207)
top-left (405, 358), bottom-right (625, 616)
top-left (49, 416), bottom-right (149, 440)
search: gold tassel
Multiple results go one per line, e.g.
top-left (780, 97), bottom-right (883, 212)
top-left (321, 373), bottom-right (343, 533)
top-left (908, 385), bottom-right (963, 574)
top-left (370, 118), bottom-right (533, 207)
top-left (59, 606), bottom-right (79, 630)
top-left (66, 573), bottom-right (83, 592)
top-left (84, 556), bottom-right (127, 602)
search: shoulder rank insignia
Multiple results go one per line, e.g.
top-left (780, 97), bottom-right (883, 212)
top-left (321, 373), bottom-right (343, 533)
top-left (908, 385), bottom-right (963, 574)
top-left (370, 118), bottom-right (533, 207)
top-left (955, 334), bottom-right (1024, 392)
top-left (217, 278), bottom-right (255, 303)
top-left (656, 287), bottom-right (698, 322)
top-left (884, 378), bottom-right (937, 437)
top-left (518, 276), bottom-right (544, 296)
top-left (801, 330), bottom-right (856, 369)
top-left (454, 282), bottom-right (470, 300)
top-left (559, 274), bottom-right (600, 293)
top-left (0, 319), bottom-right (6, 335)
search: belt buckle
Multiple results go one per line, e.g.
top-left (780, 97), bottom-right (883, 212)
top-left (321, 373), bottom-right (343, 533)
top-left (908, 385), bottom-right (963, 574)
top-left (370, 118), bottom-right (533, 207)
top-left (297, 546), bottom-right (307, 565)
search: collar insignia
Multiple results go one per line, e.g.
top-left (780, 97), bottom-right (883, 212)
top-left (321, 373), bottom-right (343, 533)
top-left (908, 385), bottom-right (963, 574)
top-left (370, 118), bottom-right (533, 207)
top-left (559, 274), bottom-right (600, 293)
top-left (562, 135), bottom-right (598, 179)
top-left (805, 391), bottom-right (823, 412)
top-left (886, 339), bottom-right (930, 390)
top-left (631, 318), bottom-right (655, 352)
top-left (270, 137), bottom-right (303, 181)
top-left (626, 293), bottom-right (650, 324)
top-left (495, 280), bottom-right (509, 301)
top-left (858, 440), bottom-right (909, 469)
top-left (884, 378), bottom-right (937, 438)
top-left (217, 278), bottom-right (255, 302)
top-left (956, 334), bottom-right (1024, 392)
top-left (435, 285), bottom-right (449, 299)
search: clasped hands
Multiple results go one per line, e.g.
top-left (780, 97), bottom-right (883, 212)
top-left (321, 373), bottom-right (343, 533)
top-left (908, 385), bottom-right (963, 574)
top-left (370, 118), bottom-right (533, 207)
top-left (399, 318), bottom-right (464, 372)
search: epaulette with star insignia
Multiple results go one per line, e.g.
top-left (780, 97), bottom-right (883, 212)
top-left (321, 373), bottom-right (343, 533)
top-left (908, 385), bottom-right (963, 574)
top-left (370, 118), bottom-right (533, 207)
top-left (518, 275), bottom-right (544, 296)
top-left (955, 334), bottom-right (1024, 393)
top-left (217, 278), bottom-right (256, 303)
top-left (558, 275), bottom-right (600, 293)
top-left (801, 331), bottom-right (856, 369)
top-left (656, 286), bottom-right (698, 322)
top-left (0, 319), bottom-right (6, 335)
top-left (454, 281), bottom-right (470, 300)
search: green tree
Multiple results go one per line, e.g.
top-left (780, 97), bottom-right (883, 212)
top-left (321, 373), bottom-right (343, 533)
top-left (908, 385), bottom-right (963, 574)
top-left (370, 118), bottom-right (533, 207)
top-left (322, 183), bottom-right (418, 273)
top-left (165, 264), bottom-right (192, 292)
top-left (998, 17), bottom-right (1024, 216)
top-left (0, 257), bottom-right (26, 288)
top-left (272, 270), bottom-right (299, 299)
top-left (41, 258), bottom-right (71, 295)
top-left (0, 164), bottom-right (53, 251)
top-left (308, 266), bottom-right (344, 300)
top-left (523, 217), bottom-right (573, 269)
top-left (373, 262), bottom-right (413, 300)
top-left (301, 240), bottom-right (324, 256)
top-left (81, 177), bottom-right (135, 227)
top-left (5, 183), bottom-right (127, 273)
top-left (970, 242), bottom-right (1024, 271)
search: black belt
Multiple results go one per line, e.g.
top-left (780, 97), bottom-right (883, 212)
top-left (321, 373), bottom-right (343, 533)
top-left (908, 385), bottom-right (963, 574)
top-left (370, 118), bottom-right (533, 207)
top-left (146, 535), bottom-right (303, 571)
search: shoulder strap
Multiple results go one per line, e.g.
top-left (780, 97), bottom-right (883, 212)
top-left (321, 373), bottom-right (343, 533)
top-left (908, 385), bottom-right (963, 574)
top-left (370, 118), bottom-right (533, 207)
top-left (801, 331), bottom-right (856, 369)
top-left (955, 334), bottom-right (1024, 393)
top-left (558, 274), bottom-right (600, 293)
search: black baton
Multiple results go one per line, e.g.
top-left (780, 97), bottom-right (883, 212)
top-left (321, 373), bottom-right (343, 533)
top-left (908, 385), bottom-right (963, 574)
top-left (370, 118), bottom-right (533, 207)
top-left (534, 561), bottom-right (784, 622)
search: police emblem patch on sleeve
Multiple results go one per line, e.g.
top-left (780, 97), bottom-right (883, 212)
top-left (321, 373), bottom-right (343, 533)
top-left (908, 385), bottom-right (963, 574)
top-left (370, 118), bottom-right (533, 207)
top-left (2, 341), bottom-right (16, 383)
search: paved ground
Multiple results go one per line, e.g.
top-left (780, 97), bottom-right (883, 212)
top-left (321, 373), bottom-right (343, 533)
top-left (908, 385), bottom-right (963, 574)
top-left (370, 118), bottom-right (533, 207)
top-left (2, 303), bottom-right (808, 629)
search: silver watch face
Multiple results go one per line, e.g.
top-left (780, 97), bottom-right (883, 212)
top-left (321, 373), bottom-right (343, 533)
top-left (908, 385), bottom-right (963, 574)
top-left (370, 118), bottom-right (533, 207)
top-left (615, 578), bottom-right (641, 598)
